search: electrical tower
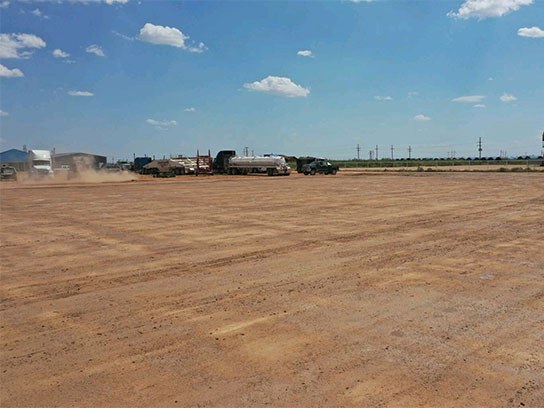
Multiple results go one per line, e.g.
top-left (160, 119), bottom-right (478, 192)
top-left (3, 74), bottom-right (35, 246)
top-left (477, 137), bottom-right (482, 159)
top-left (390, 145), bottom-right (394, 160)
top-left (244, 146), bottom-right (249, 156)
top-left (369, 150), bottom-right (374, 160)
top-left (356, 144), bottom-right (361, 160)
top-left (375, 145), bottom-right (379, 160)
top-left (408, 146), bottom-right (412, 160)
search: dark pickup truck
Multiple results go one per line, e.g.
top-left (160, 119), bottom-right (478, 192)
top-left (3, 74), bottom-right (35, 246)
top-left (301, 160), bottom-right (339, 175)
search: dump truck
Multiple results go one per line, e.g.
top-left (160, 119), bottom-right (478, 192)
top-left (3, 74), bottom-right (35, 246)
top-left (213, 150), bottom-right (291, 176)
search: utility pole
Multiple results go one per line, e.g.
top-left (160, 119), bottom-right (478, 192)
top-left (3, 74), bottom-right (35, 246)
top-left (251, 150), bottom-right (254, 156)
top-left (375, 145), bottom-right (379, 160)
top-left (408, 145), bottom-right (412, 160)
top-left (244, 146), bottom-right (249, 156)
top-left (390, 145), bottom-right (394, 160)
top-left (478, 137), bottom-right (482, 159)
top-left (356, 144), bottom-right (361, 160)
top-left (369, 150), bottom-right (374, 160)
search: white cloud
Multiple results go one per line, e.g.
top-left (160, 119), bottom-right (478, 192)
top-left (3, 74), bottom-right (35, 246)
top-left (0, 63), bottom-right (24, 77)
top-left (408, 91), bottom-right (419, 98)
top-left (473, 104), bottom-right (486, 108)
top-left (517, 26), bottom-right (544, 38)
top-left (112, 30), bottom-right (134, 41)
top-left (451, 95), bottom-right (485, 103)
top-left (64, 0), bottom-right (128, 4)
top-left (53, 49), bottom-right (70, 58)
top-left (414, 114), bottom-right (431, 121)
top-left (86, 44), bottom-right (105, 57)
top-left (374, 95), bottom-right (393, 101)
top-left (500, 93), bottom-right (517, 102)
top-left (448, 0), bottom-right (533, 19)
top-left (139, 23), bottom-right (206, 53)
top-left (243, 76), bottom-right (310, 98)
top-left (350, 0), bottom-right (373, 3)
top-left (68, 90), bottom-right (94, 97)
top-left (0, 33), bottom-right (46, 59)
top-left (31, 8), bottom-right (49, 18)
top-left (146, 119), bottom-right (177, 128)
top-left (184, 107), bottom-right (196, 112)
top-left (0, 1), bottom-right (9, 9)
top-left (0, 109), bottom-right (8, 116)
top-left (297, 50), bottom-right (313, 58)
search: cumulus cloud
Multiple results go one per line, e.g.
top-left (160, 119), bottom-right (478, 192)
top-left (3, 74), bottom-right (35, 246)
top-left (297, 50), bottom-right (313, 58)
top-left (146, 119), bottom-right (177, 127)
top-left (414, 114), bottom-right (431, 121)
top-left (68, 90), bottom-right (94, 97)
top-left (86, 44), bottom-right (105, 57)
top-left (53, 49), bottom-right (70, 58)
top-left (0, 33), bottom-right (46, 59)
top-left (0, 1), bottom-right (9, 9)
top-left (243, 76), bottom-right (310, 98)
top-left (448, 0), bottom-right (533, 19)
top-left (517, 26), bottom-right (544, 38)
top-left (473, 104), bottom-right (486, 108)
top-left (451, 95), bottom-right (485, 103)
top-left (500, 93), bottom-right (517, 102)
top-left (374, 95), bottom-right (393, 101)
top-left (139, 23), bottom-right (206, 53)
top-left (184, 107), bottom-right (196, 112)
top-left (105, 0), bottom-right (128, 3)
top-left (0, 109), bottom-right (8, 116)
top-left (0, 63), bottom-right (24, 77)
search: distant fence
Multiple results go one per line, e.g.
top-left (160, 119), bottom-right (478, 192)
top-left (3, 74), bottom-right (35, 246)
top-left (331, 159), bottom-right (543, 168)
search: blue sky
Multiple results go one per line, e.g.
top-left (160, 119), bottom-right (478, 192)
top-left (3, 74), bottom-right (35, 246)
top-left (1, 0), bottom-right (543, 160)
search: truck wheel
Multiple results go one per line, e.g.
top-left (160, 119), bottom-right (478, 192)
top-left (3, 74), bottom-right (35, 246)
top-left (304, 171), bottom-right (309, 175)
top-left (310, 169), bottom-right (316, 175)
top-left (331, 169), bottom-right (337, 175)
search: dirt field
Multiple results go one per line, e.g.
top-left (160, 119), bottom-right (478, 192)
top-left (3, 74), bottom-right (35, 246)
top-left (1, 172), bottom-right (543, 407)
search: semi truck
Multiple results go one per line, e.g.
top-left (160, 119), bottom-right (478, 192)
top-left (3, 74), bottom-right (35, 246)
top-left (213, 150), bottom-right (291, 176)
top-left (28, 150), bottom-right (53, 177)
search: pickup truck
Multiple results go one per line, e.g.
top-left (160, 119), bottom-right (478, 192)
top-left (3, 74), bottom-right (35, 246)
top-left (0, 165), bottom-right (17, 181)
top-left (302, 160), bottom-right (339, 175)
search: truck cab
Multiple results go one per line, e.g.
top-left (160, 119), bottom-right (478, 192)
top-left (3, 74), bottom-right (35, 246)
top-left (28, 150), bottom-right (53, 177)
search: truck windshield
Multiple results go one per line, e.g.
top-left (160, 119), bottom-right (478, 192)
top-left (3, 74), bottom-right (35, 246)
top-left (33, 160), bottom-right (50, 166)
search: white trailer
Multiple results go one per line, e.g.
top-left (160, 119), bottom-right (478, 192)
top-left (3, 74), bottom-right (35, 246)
top-left (227, 155), bottom-right (291, 176)
top-left (28, 150), bottom-right (53, 176)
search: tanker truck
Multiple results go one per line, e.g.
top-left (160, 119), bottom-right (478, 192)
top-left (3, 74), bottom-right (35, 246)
top-left (213, 150), bottom-right (291, 176)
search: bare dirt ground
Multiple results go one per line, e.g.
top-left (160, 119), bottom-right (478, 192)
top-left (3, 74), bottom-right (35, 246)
top-left (1, 172), bottom-right (543, 407)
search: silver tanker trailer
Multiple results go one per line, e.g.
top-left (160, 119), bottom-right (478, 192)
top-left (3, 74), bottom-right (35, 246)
top-left (213, 150), bottom-right (291, 176)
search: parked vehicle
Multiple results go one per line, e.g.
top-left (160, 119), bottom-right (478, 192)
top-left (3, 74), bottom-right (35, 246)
top-left (213, 150), bottom-right (291, 176)
top-left (27, 150), bottom-right (53, 177)
top-left (0, 165), bottom-right (17, 181)
top-left (302, 160), bottom-right (339, 175)
top-left (295, 156), bottom-right (323, 173)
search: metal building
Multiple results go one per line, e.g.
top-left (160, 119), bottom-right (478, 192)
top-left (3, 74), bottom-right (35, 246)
top-left (0, 149), bottom-right (28, 171)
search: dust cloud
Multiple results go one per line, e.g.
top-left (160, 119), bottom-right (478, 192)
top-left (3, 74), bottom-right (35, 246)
top-left (18, 155), bottom-right (139, 184)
